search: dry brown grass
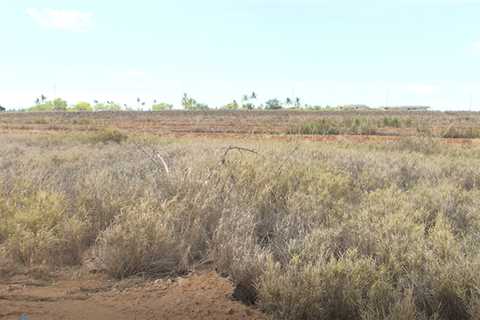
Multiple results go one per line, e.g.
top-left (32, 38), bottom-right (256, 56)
top-left (2, 110), bottom-right (480, 138)
top-left (2, 126), bottom-right (480, 319)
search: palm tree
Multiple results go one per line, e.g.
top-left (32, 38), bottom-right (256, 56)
top-left (182, 93), bottom-right (196, 109)
top-left (251, 92), bottom-right (257, 100)
top-left (286, 97), bottom-right (292, 106)
top-left (35, 98), bottom-right (40, 105)
top-left (295, 97), bottom-right (301, 108)
top-left (40, 95), bottom-right (47, 103)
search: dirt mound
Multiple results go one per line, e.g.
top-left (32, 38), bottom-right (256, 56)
top-left (0, 271), bottom-right (266, 320)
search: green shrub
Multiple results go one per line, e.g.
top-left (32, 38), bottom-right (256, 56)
top-left (349, 118), bottom-right (377, 135)
top-left (383, 117), bottom-right (401, 128)
top-left (70, 101), bottom-right (93, 112)
top-left (152, 102), bottom-right (173, 111)
top-left (442, 126), bottom-right (480, 139)
top-left (94, 102), bottom-right (122, 111)
top-left (181, 93), bottom-right (209, 110)
top-left (289, 118), bottom-right (377, 135)
top-left (0, 190), bottom-right (87, 266)
top-left (289, 119), bottom-right (340, 135)
top-left (265, 99), bottom-right (283, 110)
top-left (28, 98), bottom-right (68, 112)
top-left (222, 101), bottom-right (240, 110)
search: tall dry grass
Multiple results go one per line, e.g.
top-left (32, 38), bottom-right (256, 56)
top-left (1, 131), bottom-right (480, 319)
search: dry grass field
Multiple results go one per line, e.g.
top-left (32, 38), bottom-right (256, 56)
top-left (2, 111), bottom-right (480, 319)
top-left (2, 110), bottom-right (480, 138)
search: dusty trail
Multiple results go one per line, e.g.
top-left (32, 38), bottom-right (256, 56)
top-left (0, 271), bottom-right (266, 320)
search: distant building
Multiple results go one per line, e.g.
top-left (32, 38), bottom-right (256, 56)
top-left (338, 104), bottom-right (371, 111)
top-left (383, 106), bottom-right (430, 112)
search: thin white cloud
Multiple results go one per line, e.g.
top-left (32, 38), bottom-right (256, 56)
top-left (27, 8), bottom-right (93, 32)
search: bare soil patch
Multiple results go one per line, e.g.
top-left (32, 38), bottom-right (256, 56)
top-left (0, 271), bottom-right (266, 320)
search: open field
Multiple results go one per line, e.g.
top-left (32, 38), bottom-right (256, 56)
top-left (2, 112), bottom-right (480, 319)
top-left (2, 110), bottom-right (480, 139)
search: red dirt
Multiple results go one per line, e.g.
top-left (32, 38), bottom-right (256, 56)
top-left (2, 111), bottom-right (480, 145)
top-left (0, 271), bottom-right (266, 320)
top-left (2, 126), bottom-right (479, 146)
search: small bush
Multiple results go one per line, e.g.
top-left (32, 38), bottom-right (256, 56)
top-left (383, 117), bottom-right (402, 128)
top-left (95, 202), bottom-right (180, 279)
top-left (210, 207), bottom-right (271, 304)
top-left (152, 103), bottom-right (173, 111)
top-left (289, 118), bottom-right (377, 135)
top-left (259, 251), bottom-right (391, 320)
top-left (90, 128), bottom-right (128, 144)
top-left (0, 191), bottom-right (87, 266)
top-left (442, 126), bottom-right (480, 139)
top-left (70, 102), bottom-right (93, 112)
top-left (348, 117), bottom-right (377, 135)
top-left (288, 119), bottom-right (340, 135)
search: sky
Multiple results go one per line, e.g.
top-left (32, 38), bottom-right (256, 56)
top-left (0, 0), bottom-right (479, 110)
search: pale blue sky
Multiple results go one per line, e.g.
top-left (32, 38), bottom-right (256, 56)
top-left (0, 0), bottom-right (479, 110)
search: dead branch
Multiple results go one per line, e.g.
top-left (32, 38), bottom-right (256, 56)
top-left (156, 153), bottom-right (170, 175)
top-left (132, 140), bottom-right (170, 175)
top-left (220, 145), bottom-right (261, 165)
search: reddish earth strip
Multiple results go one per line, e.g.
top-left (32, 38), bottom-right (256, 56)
top-left (0, 271), bottom-right (266, 320)
top-left (1, 126), bottom-right (478, 146)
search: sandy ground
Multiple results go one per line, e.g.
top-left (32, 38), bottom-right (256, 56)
top-left (0, 271), bottom-right (267, 320)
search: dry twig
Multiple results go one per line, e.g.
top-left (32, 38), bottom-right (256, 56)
top-left (132, 140), bottom-right (170, 175)
top-left (220, 145), bottom-right (261, 165)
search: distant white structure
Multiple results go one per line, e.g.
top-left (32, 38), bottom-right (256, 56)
top-left (338, 104), bottom-right (371, 111)
top-left (383, 106), bottom-right (430, 112)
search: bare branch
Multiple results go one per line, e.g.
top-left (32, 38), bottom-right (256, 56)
top-left (220, 145), bottom-right (261, 165)
top-left (156, 153), bottom-right (170, 175)
top-left (131, 139), bottom-right (170, 175)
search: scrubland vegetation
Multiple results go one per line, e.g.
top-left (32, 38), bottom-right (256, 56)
top-left (288, 116), bottom-right (480, 138)
top-left (3, 110), bottom-right (480, 140)
top-left (2, 126), bottom-right (480, 320)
